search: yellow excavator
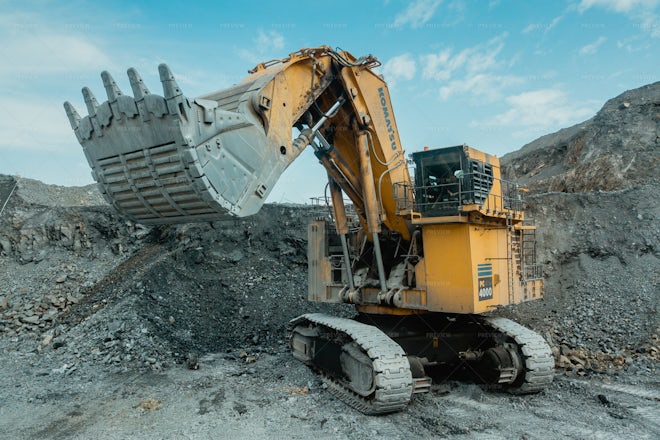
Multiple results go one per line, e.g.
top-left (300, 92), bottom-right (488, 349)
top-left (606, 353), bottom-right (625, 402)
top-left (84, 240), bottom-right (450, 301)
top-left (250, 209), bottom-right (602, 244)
top-left (64, 46), bottom-right (553, 414)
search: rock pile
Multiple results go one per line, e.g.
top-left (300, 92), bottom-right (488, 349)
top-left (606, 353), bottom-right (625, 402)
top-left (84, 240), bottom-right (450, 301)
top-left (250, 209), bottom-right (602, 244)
top-left (0, 180), bottom-right (346, 373)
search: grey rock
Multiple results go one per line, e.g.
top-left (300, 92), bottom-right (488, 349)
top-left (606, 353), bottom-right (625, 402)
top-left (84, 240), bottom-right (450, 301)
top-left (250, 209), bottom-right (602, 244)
top-left (42, 309), bottom-right (58, 322)
top-left (0, 237), bottom-right (11, 254)
top-left (227, 249), bottom-right (244, 263)
top-left (20, 315), bottom-right (40, 325)
top-left (186, 352), bottom-right (199, 370)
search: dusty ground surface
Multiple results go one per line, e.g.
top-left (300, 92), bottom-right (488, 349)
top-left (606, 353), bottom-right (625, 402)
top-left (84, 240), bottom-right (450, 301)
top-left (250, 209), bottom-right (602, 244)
top-left (0, 349), bottom-right (658, 440)
top-left (0, 82), bottom-right (658, 439)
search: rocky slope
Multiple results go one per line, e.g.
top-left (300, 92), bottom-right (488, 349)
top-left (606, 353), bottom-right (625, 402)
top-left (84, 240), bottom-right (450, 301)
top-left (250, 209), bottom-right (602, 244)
top-left (501, 81), bottom-right (659, 192)
top-left (499, 82), bottom-right (659, 373)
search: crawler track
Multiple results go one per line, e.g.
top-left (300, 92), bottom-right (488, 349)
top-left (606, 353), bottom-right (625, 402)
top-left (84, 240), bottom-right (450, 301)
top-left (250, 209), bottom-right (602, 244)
top-left (289, 313), bottom-right (413, 414)
top-left (483, 317), bottom-right (555, 393)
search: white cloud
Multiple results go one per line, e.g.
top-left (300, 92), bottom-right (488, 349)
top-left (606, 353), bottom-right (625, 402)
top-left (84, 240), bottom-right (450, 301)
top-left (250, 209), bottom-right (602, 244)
top-left (615, 33), bottom-right (654, 51)
top-left (421, 49), bottom-right (453, 81)
top-left (256, 30), bottom-right (285, 52)
top-left (439, 74), bottom-right (523, 101)
top-left (421, 34), bottom-right (519, 101)
top-left (0, 14), bottom-right (113, 80)
top-left (238, 29), bottom-right (286, 64)
top-left (393, 0), bottom-right (443, 29)
top-left (0, 12), bottom-right (115, 154)
top-left (577, 0), bottom-right (660, 37)
top-left (640, 12), bottom-right (660, 37)
top-left (481, 88), bottom-right (595, 130)
top-left (0, 35), bottom-right (112, 77)
top-left (549, 15), bottom-right (564, 30)
top-left (382, 53), bottom-right (417, 86)
top-left (422, 33), bottom-right (506, 82)
top-left (447, 0), bottom-right (467, 14)
top-left (521, 23), bottom-right (535, 34)
top-left (521, 15), bottom-right (563, 34)
top-left (0, 97), bottom-right (76, 152)
top-left (578, 0), bottom-right (659, 13)
top-left (579, 36), bottom-right (608, 54)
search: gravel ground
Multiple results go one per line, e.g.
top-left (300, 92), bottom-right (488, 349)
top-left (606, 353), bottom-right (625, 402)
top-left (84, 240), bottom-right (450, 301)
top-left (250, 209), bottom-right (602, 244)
top-left (0, 347), bottom-right (658, 440)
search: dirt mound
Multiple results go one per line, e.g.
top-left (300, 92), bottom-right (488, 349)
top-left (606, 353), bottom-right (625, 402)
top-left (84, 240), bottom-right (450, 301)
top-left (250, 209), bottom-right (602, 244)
top-left (0, 178), bottom-right (349, 372)
top-left (59, 205), bottom-right (353, 371)
top-left (501, 81), bottom-right (659, 193)
top-left (1, 176), bottom-right (658, 438)
top-left (0, 174), bottom-right (106, 208)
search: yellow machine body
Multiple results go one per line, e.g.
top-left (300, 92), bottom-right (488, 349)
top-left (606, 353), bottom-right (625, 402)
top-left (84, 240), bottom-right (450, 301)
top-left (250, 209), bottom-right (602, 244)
top-left (308, 144), bottom-right (543, 315)
top-left (416, 222), bottom-right (541, 313)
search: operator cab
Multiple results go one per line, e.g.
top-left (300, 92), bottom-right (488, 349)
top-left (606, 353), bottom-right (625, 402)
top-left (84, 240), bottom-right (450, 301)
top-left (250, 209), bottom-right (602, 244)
top-left (411, 145), bottom-right (494, 217)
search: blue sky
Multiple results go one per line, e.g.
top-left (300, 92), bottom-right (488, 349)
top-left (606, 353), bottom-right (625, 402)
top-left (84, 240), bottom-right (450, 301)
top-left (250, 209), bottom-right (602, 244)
top-left (0, 0), bottom-right (657, 203)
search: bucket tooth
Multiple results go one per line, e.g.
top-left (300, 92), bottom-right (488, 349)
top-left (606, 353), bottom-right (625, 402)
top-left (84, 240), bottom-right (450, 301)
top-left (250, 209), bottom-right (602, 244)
top-left (63, 101), bottom-right (81, 130)
top-left (82, 87), bottom-right (99, 116)
top-left (158, 63), bottom-right (187, 119)
top-left (158, 63), bottom-right (182, 99)
top-left (128, 67), bottom-right (152, 121)
top-left (101, 71), bottom-right (122, 102)
top-left (82, 87), bottom-right (102, 136)
top-left (101, 70), bottom-right (137, 120)
top-left (127, 67), bottom-right (150, 99)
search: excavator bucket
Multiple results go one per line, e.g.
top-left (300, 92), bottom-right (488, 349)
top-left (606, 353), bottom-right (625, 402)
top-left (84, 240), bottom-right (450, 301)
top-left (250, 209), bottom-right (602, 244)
top-left (64, 65), bottom-right (285, 224)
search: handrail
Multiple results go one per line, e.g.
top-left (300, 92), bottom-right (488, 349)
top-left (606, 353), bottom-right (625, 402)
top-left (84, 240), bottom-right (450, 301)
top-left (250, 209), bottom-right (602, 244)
top-left (393, 171), bottom-right (526, 216)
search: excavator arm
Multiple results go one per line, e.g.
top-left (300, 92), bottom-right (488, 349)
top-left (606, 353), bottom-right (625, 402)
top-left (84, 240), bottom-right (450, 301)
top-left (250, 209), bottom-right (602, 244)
top-left (64, 46), bottom-right (411, 239)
